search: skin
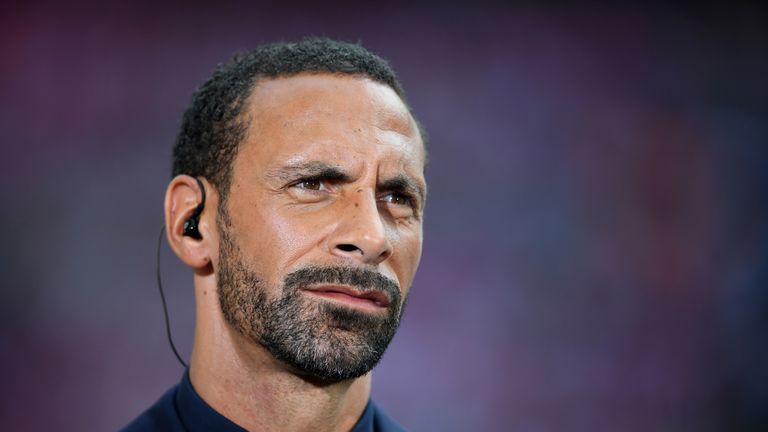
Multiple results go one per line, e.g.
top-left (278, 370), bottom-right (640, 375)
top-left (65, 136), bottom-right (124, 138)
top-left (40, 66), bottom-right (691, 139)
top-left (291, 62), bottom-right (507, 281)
top-left (164, 73), bottom-right (426, 432)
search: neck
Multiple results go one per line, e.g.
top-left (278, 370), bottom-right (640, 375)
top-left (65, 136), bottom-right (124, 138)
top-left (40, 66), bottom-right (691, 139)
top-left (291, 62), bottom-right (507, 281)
top-left (189, 278), bottom-right (371, 432)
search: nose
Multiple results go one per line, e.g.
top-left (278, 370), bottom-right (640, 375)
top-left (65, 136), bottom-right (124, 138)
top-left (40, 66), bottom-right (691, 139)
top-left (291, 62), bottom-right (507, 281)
top-left (328, 191), bottom-right (393, 265)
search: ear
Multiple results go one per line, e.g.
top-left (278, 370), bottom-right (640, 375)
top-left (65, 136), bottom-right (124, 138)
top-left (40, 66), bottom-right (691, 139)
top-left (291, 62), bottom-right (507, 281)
top-left (164, 175), bottom-right (215, 270)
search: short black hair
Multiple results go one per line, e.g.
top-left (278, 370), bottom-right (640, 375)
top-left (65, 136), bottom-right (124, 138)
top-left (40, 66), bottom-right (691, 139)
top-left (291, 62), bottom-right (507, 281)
top-left (172, 37), bottom-right (411, 202)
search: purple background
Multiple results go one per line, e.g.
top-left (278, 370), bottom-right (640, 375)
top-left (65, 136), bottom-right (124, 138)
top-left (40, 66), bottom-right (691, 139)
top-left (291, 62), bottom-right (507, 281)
top-left (2, 2), bottom-right (767, 431)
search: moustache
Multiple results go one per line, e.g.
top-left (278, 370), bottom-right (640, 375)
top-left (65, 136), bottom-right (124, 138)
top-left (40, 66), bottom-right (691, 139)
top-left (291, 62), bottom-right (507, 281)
top-left (282, 266), bottom-right (402, 307)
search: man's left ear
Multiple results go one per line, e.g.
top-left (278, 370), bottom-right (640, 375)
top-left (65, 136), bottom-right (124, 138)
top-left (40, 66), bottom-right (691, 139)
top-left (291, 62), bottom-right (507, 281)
top-left (164, 175), bottom-right (216, 270)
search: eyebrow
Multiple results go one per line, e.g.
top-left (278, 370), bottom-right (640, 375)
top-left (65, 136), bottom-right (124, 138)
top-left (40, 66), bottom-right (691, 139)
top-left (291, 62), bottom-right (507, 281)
top-left (267, 161), bottom-right (426, 203)
top-left (265, 162), bottom-right (351, 183)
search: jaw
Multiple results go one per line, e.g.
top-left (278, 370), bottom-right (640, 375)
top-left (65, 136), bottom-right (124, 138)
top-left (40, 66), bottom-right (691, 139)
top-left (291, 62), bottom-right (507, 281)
top-left (188, 270), bottom-right (373, 432)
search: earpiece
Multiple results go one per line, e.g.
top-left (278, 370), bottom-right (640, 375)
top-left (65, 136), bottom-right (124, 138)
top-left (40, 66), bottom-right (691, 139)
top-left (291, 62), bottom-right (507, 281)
top-left (183, 177), bottom-right (206, 240)
top-left (157, 176), bottom-right (206, 369)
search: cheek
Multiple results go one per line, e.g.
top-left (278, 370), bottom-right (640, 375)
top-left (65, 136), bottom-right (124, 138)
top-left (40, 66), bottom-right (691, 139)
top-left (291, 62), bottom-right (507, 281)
top-left (222, 203), bottom-right (312, 288)
top-left (390, 229), bottom-right (423, 294)
top-left (254, 208), bottom-right (330, 272)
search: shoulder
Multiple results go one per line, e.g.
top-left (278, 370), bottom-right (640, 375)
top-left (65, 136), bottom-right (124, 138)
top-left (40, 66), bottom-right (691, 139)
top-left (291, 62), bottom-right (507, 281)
top-left (371, 401), bottom-right (408, 432)
top-left (120, 385), bottom-right (184, 432)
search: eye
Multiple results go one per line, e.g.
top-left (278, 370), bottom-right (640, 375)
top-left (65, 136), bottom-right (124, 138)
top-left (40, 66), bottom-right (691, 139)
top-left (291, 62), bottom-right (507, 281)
top-left (294, 178), bottom-right (323, 191)
top-left (378, 193), bottom-right (419, 220)
top-left (379, 193), bottom-right (413, 207)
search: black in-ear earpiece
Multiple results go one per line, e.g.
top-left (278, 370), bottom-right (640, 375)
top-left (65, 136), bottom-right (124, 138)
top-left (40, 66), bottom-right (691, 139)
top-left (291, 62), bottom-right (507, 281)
top-left (183, 177), bottom-right (206, 240)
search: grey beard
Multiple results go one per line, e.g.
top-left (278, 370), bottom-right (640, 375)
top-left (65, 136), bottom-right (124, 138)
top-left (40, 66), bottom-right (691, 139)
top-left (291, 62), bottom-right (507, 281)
top-left (216, 221), bottom-right (405, 382)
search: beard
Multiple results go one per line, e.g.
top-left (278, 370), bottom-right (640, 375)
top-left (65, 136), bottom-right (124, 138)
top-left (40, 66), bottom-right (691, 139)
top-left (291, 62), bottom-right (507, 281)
top-left (216, 212), bottom-right (406, 382)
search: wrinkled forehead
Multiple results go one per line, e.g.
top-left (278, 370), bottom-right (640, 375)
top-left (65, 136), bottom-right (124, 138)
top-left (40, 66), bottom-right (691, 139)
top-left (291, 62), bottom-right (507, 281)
top-left (242, 73), bottom-right (424, 159)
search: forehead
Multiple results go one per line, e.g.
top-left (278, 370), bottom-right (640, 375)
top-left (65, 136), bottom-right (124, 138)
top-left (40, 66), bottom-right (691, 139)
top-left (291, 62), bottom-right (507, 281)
top-left (237, 73), bottom-right (425, 174)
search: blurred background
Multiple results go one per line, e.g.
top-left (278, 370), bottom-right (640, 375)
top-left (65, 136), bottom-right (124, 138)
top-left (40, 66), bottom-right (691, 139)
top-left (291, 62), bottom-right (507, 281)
top-left (1, 1), bottom-right (766, 431)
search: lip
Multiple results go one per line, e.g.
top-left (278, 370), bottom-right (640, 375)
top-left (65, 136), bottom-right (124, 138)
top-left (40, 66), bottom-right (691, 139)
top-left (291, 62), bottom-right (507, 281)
top-left (302, 284), bottom-right (390, 310)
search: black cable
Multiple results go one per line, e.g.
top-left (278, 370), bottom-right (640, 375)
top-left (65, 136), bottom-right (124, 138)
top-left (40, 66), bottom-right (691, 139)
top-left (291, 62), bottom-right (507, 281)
top-left (156, 225), bottom-right (188, 369)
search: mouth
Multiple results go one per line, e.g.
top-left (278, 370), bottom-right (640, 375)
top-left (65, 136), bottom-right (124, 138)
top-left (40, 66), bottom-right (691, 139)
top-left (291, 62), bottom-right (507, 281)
top-left (302, 284), bottom-right (391, 311)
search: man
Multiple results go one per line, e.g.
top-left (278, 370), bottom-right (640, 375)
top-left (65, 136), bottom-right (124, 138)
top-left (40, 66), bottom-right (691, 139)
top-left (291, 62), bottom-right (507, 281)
top-left (123, 38), bottom-right (427, 431)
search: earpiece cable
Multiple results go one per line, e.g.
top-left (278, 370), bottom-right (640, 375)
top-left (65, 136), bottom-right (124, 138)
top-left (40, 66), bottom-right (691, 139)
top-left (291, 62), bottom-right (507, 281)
top-left (156, 225), bottom-right (189, 369)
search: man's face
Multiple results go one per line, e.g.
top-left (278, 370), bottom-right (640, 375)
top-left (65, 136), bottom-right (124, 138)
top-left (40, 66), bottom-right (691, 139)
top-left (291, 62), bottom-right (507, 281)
top-left (214, 73), bottom-right (426, 382)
